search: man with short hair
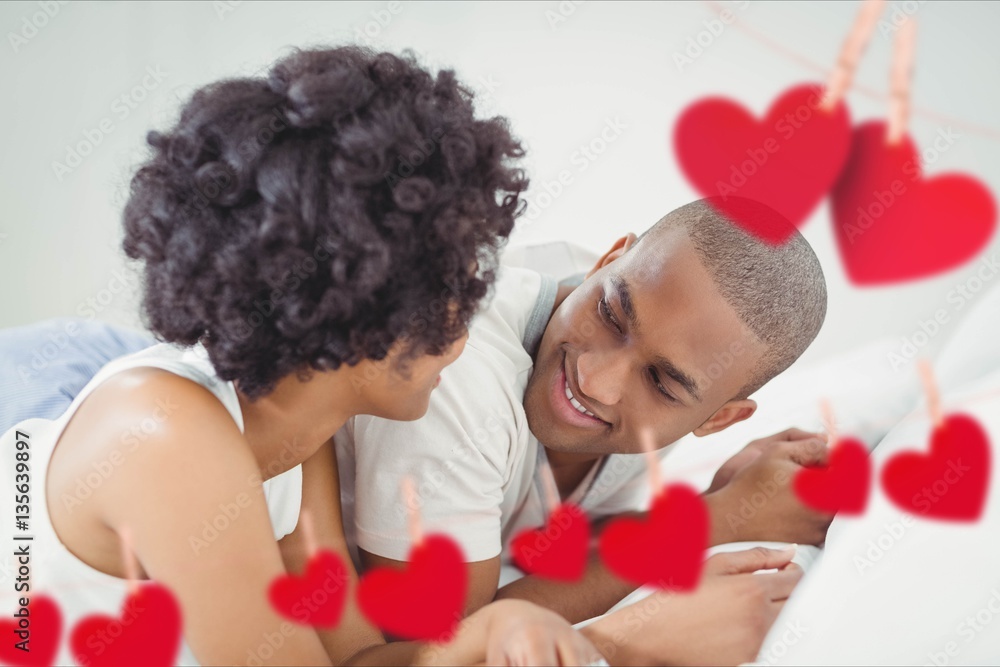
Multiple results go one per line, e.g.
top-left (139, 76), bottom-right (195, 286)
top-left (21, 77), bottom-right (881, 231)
top-left (336, 196), bottom-right (833, 623)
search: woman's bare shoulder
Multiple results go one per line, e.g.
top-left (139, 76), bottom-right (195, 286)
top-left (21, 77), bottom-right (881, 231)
top-left (53, 366), bottom-right (256, 510)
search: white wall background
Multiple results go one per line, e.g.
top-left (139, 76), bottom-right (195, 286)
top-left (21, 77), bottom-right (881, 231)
top-left (1, 0), bottom-right (998, 372)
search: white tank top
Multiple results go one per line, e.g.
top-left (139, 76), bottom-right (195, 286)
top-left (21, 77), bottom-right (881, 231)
top-left (0, 342), bottom-right (303, 666)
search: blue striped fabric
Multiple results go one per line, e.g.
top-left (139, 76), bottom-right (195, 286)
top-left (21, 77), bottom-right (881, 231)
top-left (0, 318), bottom-right (155, 434)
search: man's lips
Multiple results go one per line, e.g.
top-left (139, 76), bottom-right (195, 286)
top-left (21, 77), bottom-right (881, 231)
top-left (550, 354), bottom-right (608, 428)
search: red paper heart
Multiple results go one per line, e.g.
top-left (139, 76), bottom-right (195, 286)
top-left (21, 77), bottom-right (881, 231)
top-left (356, 534), bottom-right (467, 642)
top-left (268, 549), bottom-right (349, 629)
top-left (793, 438), bottom-right (871, 515)
top-left (0, 595), bottom-right (62, 667)
top-left (598, 484), bottom-right (708, 590)
top-left (510, 503), bottom-right (590, 582)
top-left (70, 582), bottom-right (182, 667)
top-left (832, 121), bottom-right (997, 285)
top-left (674, 83), bottom-right (851, 243)
top-left (881, 413), bottom-right (991, 521)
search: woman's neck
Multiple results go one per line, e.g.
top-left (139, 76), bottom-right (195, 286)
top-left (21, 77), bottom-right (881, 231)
top-left (236, 369), bottom-right (360, 481)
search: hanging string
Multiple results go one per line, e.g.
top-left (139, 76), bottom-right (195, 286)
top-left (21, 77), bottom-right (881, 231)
top-left (402, 475), bottom-right (424, 547)
top-left (700, 0), bottom-right (1000, 141)
top-left (299, 508), bottom-right (318, 557)
top-left (820, 398), bottom-right (838, 447)
top-left (119, 525), bottom-right (140, 595)
top-left (918, 359), bottom-right (944, 428)
top-left (639, 427), bottom-right (663, 496)
top-left (821, 0), bottom-right (887, 110)
top-left (887, 14), bottom-right (917, 144)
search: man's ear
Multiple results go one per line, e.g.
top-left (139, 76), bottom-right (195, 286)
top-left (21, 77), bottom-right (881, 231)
top-left (692, 399), bottom-right (757, 437)
top-left (585, 233), bottom-right (639, 279)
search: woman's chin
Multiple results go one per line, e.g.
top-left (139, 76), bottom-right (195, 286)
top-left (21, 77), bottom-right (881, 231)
top-left (379, 395), bottom-right (432, 422)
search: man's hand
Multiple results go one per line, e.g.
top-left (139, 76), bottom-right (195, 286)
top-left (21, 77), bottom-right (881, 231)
top-left (705, 428), bottom-right (827, 494)
top-left (703, 430), bottom-right (834, 546)
top-left (583, 547), bottom-right (803, 666)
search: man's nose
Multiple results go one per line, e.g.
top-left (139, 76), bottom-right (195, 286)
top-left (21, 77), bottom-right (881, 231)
top-left (576, 348), bottom-right (628, 407)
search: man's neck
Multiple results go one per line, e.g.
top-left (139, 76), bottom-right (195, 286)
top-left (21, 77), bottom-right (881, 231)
top-left (544, 446), bottom-right (603, 500)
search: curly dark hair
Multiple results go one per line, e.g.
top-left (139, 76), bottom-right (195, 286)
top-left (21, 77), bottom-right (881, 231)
top-left (122, 46), bottom-right (527, 398)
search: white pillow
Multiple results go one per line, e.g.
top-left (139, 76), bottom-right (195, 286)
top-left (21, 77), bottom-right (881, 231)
top-left (660, 337), bottom-right (922, 491)
top-left (755, 366), bottom-right (1000, 665)
top-left (934, 281), bottom-right (1000, 396)
top-left (502, 241), bottom-right (599, 282)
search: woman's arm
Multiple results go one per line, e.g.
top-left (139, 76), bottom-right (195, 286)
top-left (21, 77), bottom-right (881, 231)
top-left (277, 437), bottom-right (487, 666)
top-left (91, 372), bottom-right (333, 665)
top-left (281, 438), bottom-right (602, 667)
top-left (275, 436), bottom-right (396, 664)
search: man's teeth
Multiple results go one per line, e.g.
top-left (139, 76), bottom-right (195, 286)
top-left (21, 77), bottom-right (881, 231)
top-left (564, 379), bottom-right (596, 418)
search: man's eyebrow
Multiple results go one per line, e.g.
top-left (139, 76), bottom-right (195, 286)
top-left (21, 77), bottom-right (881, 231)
top-left (611, 275), bottom-right (639, 332)
top-left (611, 274), bottom-right (703, 403)
top-left (653, 355), bottom-right (703, 403)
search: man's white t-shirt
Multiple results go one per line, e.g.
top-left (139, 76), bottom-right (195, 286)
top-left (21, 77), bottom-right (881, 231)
top-left (334, 266), bottom-right (656, 578)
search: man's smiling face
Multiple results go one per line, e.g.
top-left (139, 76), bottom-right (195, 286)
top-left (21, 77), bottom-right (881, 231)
top-left (524, 228), bottom-right (767, 456)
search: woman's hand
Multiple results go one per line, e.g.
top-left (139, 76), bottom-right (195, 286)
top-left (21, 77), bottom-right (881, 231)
top-left (483, 599), bottom-right (605, 666)
top-left (419, 598), bottom-right (604, 666)
top-left (582, 547), bottom-right (803, 666)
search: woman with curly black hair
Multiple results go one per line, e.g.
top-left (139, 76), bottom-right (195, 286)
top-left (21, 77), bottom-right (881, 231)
top-left (1, 47), bottom-right (602, 665)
